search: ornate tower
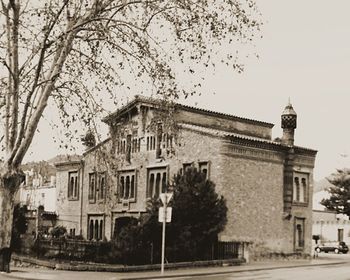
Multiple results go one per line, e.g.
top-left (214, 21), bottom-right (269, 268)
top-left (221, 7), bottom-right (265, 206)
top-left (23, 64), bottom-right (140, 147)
top-left (281, 101), bottom-right (297, 146)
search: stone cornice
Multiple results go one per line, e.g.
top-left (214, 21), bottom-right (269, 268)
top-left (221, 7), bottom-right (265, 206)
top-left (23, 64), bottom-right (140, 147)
top-left (221, 142), bottom-right (285, 164)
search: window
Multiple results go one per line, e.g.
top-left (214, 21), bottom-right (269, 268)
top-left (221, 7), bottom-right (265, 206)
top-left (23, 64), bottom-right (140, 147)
top-left (97, 172), bottom-right (106, 200)
top-left (147, 167), bottom-right (167, 198)
top-left (88, 215), bottom-right (104, 241)
top-left (293, 173), bottom-right (309, 204)
top-left (126, 134), bottom-right (132, 162)
top-left (162, 133), bottom-right (173, 149)
top-left (68, 171), bottom-right (79, 200)
top-left (182, 163), bottom-right (193, 173)
top-left (294, 217), bottom-right (305, 250)
top-left (199, 161), bottom-right (210, 179)
top-left (89, 172), bottom-right (106, 202)
top-left (146, 135), bottom-right (156, 151)
top-left (338, 229), bottom-right (344, 242)
top-left (118, 170), bottom-right (136, 201)
top-left (117, 139), bottom-right (126, 154)
top-left (131, 138), bottom-right (140, 153)
top-left (88, 173), bottom-right (96, 203)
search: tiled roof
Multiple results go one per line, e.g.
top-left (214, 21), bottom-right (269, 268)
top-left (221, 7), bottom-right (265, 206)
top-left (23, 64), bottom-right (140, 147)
top-left (179, 123), bottom-right (279, 144)
top-left (179, 123), bottom-right (317, 154)
top-left (103, 95), bottom-right (274, 128)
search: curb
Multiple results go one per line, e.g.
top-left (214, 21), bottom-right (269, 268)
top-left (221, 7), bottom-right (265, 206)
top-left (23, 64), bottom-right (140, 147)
top-left (118, 260), bottom-right (348, 280)
top-left (11, 255), bottom-right (245, 272)
top-left (2, 260), bottom-right (347, 280)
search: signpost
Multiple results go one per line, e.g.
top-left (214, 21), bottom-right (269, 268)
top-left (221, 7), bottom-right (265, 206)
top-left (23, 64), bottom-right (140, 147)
top-left (159, 192), bottom-right (173, 275)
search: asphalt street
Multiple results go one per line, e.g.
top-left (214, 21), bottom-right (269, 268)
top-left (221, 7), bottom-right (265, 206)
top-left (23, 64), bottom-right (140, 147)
top-left (0, 253), bottom-right (349, 280)
top-left (169, 264), bottom-right (350, 280)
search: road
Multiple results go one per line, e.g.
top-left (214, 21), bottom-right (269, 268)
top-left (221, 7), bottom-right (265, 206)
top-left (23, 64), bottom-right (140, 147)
top-left (0, 253), bottom-right (349, 280)
top-left (169, 263), bottom-right (350, 280)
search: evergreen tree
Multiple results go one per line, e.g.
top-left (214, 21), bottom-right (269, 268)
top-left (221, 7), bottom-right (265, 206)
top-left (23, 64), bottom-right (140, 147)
top-left (321, 168), bottom-right (350, 217)
top-left (122, 167), bottom-right (227, 263)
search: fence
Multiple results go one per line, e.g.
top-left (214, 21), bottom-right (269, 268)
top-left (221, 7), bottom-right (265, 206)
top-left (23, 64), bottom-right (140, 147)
top-left (215, 241), bottom-right (244, 259)
top-left (33, 238), bottom-right (246, 264)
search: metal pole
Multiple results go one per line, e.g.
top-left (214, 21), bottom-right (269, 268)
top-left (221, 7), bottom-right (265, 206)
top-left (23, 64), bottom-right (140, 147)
top-left (161, 200), bottom-right (167, 275)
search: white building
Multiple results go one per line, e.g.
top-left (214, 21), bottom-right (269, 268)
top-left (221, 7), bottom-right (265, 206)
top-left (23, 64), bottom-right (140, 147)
top-left (18, 169), bottom-right (57, 212)
top-left (312, 190), bottom-right (350, 244)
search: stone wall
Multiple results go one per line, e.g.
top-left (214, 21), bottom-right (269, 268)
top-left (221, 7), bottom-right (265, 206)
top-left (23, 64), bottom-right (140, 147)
top-left (218, 143), bottom-right (286, 253)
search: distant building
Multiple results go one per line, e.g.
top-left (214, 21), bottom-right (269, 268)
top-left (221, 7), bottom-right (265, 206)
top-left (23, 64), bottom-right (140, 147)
top-left (55, 96), bottom-right (317, 257)
top-left (312, 190), bottom-right (350, 244)
top-left (18, 162), bottom-right (56, 212)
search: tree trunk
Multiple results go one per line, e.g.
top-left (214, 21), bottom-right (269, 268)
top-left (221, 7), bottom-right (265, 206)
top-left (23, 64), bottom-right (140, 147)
top-left (0, 169), bottom-right (24, 272)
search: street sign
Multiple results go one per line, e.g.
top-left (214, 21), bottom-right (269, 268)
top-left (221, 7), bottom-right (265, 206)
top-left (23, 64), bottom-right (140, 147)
top-left (158, 207), bottom-right (172, 223)
top-left (159, 193), bottom-right (173, 205)
top-left (159, 192), bottom-right (174, 275)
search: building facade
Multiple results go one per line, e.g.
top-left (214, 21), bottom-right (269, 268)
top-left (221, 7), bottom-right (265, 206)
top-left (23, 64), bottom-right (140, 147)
top-left (312, 190), bottom-right (350, 244)
top-left (55, 96), bottom-right (317, 257)
top-left (313, 210), bottom-right (350, 244)
top-left (18, 167), bottom-right (57, 212)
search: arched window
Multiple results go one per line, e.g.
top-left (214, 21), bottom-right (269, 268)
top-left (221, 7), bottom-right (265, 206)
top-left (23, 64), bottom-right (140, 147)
top-left (149, 173), bottom-right (155, 198)
top-left (100, 174), bottom-right (105, 200)
top-left (120, 176), bottom-right (125, 199)
top-left (293, 174), bottom-right (309, 204)
top-left (94, 220), bottom-right (99, 240)
top-left (118, 170), bottom-right (137, 201)
top-left (162, 172), bottom-right (167, 193)
top-left (130, 175), bottom-right (135, 199)
top-left (68, 171), bottom-right (79, 200)
top-left (99, 220), bottom-right (103, 240)
top-left (89, 220), bottom-right (94, 240)
top-left (155, 173), bottom-right (161, 197)
top-left (301, 178), bottom-right (306, 202)
top-left (70, 177), bottom-right (74, 197)
top-left (125, 176), bottom-right (130, 198)
top-left (147, 167), bottom-right (167, 198)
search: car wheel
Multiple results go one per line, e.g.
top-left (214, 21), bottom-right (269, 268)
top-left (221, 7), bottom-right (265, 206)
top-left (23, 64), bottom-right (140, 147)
top-left (316, 248), bottom-right (321, 253)
top-left (334, 248), bottom-right (339, 254)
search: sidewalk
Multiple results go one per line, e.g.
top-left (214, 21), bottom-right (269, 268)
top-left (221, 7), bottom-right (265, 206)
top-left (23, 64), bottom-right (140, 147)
top-left (1, 256), bottom-right (347, 280)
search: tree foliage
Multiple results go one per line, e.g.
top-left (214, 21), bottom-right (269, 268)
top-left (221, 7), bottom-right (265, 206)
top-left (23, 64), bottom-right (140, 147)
top-left (0, 0), bottom-right (261, 166)
top-left (119, 167), bottom-right (227, 263)
top-left (0, 0), bottom-right (261, 265)
top-left (81, 130), bottom-right (96, 149)
top-left (167, 167), bottom-right (227, 261)
top-left (321, 168), bottom-right (350, 217)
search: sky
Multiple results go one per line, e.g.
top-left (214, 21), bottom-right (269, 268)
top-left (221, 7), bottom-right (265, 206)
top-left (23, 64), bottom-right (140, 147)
top-left (25, 0), bottom-right (350, 181)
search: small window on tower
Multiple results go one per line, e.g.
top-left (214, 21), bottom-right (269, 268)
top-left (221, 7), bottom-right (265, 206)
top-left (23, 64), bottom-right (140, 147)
top-left (199, 161), bottom-right (210, 179)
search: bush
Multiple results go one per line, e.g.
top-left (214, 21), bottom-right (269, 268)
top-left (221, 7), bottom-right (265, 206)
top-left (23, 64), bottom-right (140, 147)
top-left (50, 226), bottom-right (67, 239)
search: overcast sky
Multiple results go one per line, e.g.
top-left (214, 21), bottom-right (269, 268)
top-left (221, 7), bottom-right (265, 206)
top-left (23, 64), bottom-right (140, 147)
top-left (26, 0), bottom-right (350, 181)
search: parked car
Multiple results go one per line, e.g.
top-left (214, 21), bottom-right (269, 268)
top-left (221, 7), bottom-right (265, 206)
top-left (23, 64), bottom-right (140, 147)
top-left (315, 241), bottom-right (349, 254)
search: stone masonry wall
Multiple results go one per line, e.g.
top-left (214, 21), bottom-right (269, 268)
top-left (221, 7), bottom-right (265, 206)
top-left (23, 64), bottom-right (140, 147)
top-left (54, 103), bottom-right (315, 259)
top-left (218, 144), bottom-right (287, 253)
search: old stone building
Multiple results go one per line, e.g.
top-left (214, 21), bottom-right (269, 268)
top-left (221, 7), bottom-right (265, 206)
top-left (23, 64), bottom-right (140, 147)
top-left (55, 95), bottom-right (317, 256)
